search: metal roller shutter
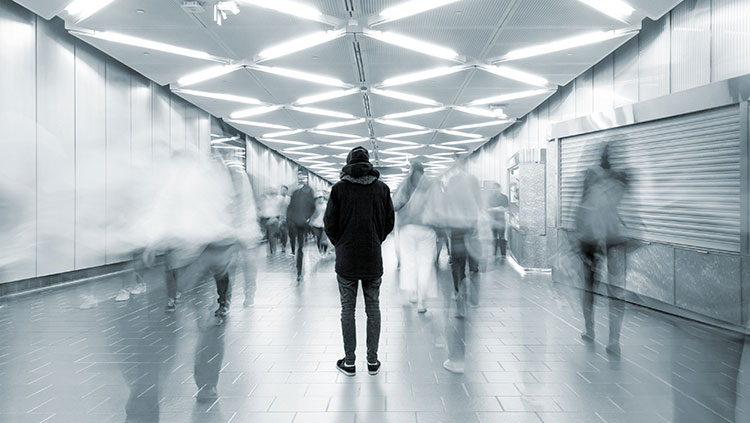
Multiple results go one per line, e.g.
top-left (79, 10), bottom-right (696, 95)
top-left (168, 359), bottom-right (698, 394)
top-left (559, 105), bottom-right (742, 252)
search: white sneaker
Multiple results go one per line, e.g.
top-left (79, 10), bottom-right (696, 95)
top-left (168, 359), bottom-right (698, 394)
top-left (115, 289), bottom-right (130, 302)
top-left (129, 282), bottom-right (146, 295)
top-left (443, 359), bottom-right (464, 374)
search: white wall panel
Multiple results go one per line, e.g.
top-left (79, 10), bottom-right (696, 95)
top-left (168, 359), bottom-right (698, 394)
top-left (670, 0), bottom-right (711, 92)
top-left (199, 113), bottom-right (210, 155)
top-left (131, 76), bottom-right (152, 171)
top-left (558, 83), bottom-right (576, 122)
top-left (639, 15), bottom-right (671, 101)
top-left (614, 37), bottom-right (640, 107)
top-left (575, 69), bottom-right (593, 118)
top-left (152, 86), bottom-right (170, 164)
top-left (169, 97), bottom-right (186, 152)
top-left (185, 105), bottom-right (201, 149)
top-left (538, 102), bottom-right (550, 143)
top-left (0, 2), bottom-right (36, 282)
top-left (104, 60), bottom-right (131, 264)
top-left (592, 54), bottom-right (615, 113)
top-left (712, 0), bottom-right (750, 82)
top-left (74, 41), bottom-right (106, 269)
top-left (36, 18), bottom-right (75, 277)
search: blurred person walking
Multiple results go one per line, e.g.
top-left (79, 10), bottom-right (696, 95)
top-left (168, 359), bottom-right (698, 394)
top-left (228, 170), bottom-right (263, 307)
top-left (309, 190), bottom-right (329, 254)
top-left (277, 185), bottom-right (290, 253)
top-left (325, 146), bottom-right (394, 377)
top-left (392, 162), bottom-right (439, 313)
top-left (487, 182), bottom-right (509, 258)
top-left (259, 189), bottom-right (281, 255)
top-left (444, 158), bottom-right (483, 317)
top-left (575, 144), bottom-right (630, 355)
top-left (287, 173), bottom-right (316, 282)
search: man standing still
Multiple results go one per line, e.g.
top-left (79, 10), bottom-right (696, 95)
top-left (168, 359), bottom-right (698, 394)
top-left (324, 146), bottom-right (395, 377)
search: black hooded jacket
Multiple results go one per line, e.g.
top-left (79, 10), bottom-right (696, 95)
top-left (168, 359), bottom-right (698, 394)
top-left (324, 147), bottom-right (395, 281)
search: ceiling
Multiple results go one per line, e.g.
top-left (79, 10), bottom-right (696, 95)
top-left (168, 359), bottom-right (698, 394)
top-left (16, 0), bottom-right (682, 186)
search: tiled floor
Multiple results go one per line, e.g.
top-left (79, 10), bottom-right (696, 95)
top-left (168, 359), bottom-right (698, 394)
top-left (0, 244), bottom-right (747, 423)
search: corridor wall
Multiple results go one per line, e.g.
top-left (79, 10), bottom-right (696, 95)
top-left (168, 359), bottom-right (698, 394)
top-left (463, 0), bottom-right (750, 330)
top-left (0, 2), bottom-right (211, 284)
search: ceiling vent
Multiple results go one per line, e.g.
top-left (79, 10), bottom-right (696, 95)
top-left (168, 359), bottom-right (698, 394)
top-left (181, 1), bottom-right (206, 13)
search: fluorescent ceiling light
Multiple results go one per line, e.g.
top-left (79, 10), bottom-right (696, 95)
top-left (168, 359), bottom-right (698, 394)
top-left (468, 89), bottom-right (553, 106)
top-left (330, 137), bottom-right (371, 145)
top-left (383, 107), bottom-right (444, 120)
top-left (177, 64), bottom-right (243, 87)
top-left (211, 136), bottom-right (241, 144)
top-left (379, 150), bottom-right (417, 156)
top-left (231, 105), bottom-right (282, 119)
top-left (322, 144), bottom-right (358, 150)
top-left (381, 145), bottom-right (424, 152)
top-left (65, 0), bottom-right (117, 23)
top-left (258, 138), bottom-right (308, 145)
top-left (284, 145), bottom-right (320, 151)
top-left (173, 89), bottom-right (264, 105)
top-left (453, 106), bottom-right (507, 119)
top-left (450, 120), bottom-right (511, 130)
top-left (575, 0), bottom-right (634, 23)
top-left (263, 129), bottom-right (305, 138)
top-left (430, 144), bottom-right (465, 151)
top-left (379, 0), bottom-right (461, 22)
top-left (374, 119), bottom-right (426, 130)
top-left (383, 130), bottom-right (433, 138)
top-left (311, 130), bottom-right (363, 138)
top-left (364, 29), bottom-right (460, 61)
top-left (480, 65), bottom-right (549, 87)
top-left (370, 89), bottom-right (440, 106)
top-left (381, 66), bottom-right (465, 87)
top-left (289, 106), bottom-right (355, 119)
top-left (298, 155), bottom-right (330, 162)
top-left (227, 119), bottom-right (290, 130)
top-left (438, 129), bottom-right (483, 139)
top-left (316, 118), bottom-right (366, 129)
top-left (283, 150), bottom-right (321, 155)
top-left (376, 138), bottom-right (420, 146)
top-left (258, 29), bottom-right (346, 61)
top-left (499, 30), bottom-right (634, 62)
top-left (296, 88), bottom-right (360, 105)
top-left (251, 65), bottom-right (351, 87)
top-left (442, 139), bottom-right (486, 145)
top-left (239, 0), bottom-right (323, 22)
top-left (73, 30), bottom-right (219, 62)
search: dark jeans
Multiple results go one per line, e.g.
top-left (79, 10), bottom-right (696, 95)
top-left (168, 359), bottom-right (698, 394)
top-left (288, 223), bottom-right (308, 276)
top-left (580, 241), bottom-right (624, 344)
top-left (492, 227), bottom-right (507, 256)
top-left (449, 229), bottom-right (479, 293)
top-left (337, 275), bottom-right (382, 364)
top-left (165, 243), bottom-right (234, 307)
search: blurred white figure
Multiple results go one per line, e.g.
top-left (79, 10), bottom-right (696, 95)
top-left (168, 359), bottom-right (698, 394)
top-left (143, 148), bottom-right (236, 313)
top-left (393, 163), bottom-right (439, 313)
top-left (228, 170), bottom-right (263, 307)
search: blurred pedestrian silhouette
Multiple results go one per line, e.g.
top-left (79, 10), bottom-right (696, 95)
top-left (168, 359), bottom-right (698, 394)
top-left (287, 172), bottom-right (316, 283)
top-left (575, 143), bottom-right (630, 355)
top-left (443, 158), bottom-right (483, 318)
top-left (392, 162), bottom-right (440, 313)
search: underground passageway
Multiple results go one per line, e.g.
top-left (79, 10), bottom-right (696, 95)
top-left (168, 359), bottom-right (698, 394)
top-left (0, 253), bottom-right (745, 423)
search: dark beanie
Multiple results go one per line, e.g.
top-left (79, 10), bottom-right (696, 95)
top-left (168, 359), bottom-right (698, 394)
top-left (346, 146), bottom-right (370, 165)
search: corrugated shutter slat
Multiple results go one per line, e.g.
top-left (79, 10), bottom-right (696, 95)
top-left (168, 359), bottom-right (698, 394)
top-left (559, 105), bottom-right (741, 252)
